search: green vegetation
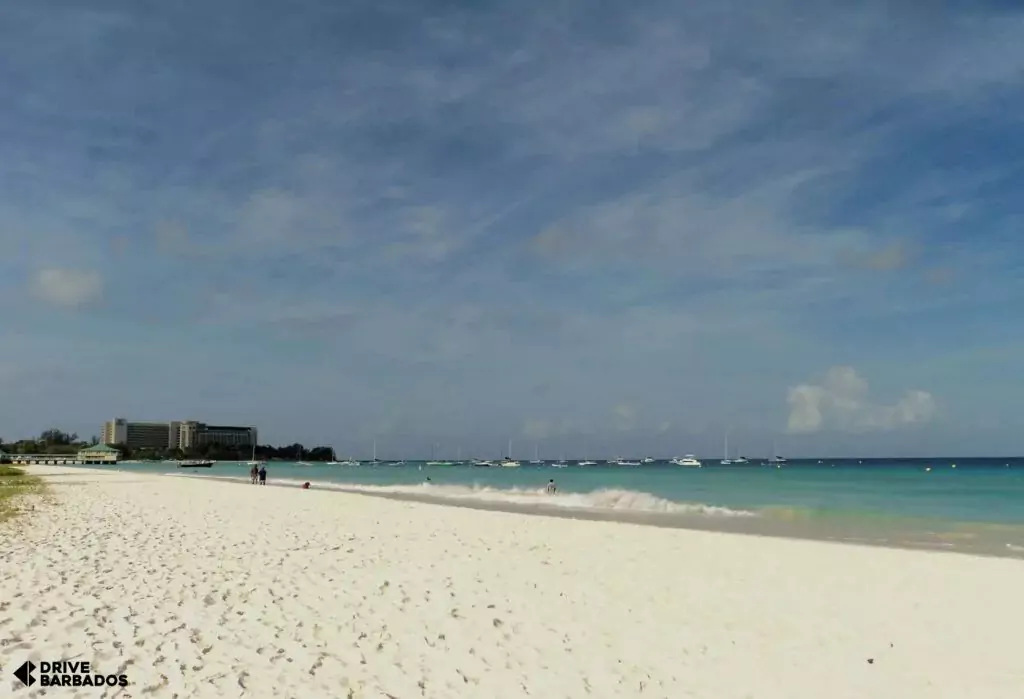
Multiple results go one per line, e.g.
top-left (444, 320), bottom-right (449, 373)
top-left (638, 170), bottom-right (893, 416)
top-left (0, 428), bottom-right (336, 463)
top-left (0, 465), bottom-right (46, 523)
top-left (111, 443), bottom-right (337, 462)
top-left (0, 428), bottom-right (91, 457)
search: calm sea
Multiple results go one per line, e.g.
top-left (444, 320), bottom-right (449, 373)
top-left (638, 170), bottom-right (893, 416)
top-left (75, 458), bottom-right (1024, 558)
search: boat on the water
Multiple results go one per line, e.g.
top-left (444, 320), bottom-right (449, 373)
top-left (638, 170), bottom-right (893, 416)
top-left (500, 439), bottom-right (520, 467)
top-left (178, 460), bottom-right (214, 468)
top-left (671, 455), bottom-right (703, 467)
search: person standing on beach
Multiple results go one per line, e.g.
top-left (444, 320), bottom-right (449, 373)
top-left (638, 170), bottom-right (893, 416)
top-left (250, 463), bottom-right (258, 484)
top-left (545, 479), bottom-right (557, 494)
top-left (258, 465), bottom-right (267, 485)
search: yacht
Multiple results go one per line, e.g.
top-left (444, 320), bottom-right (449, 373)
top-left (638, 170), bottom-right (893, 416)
top-left (732, 456), bottom-right (749, 465)
top-left (335, 458), bottom-right (360, 466)
top-left (614, 458), bottom-right (641, 466)
top-left (364, 439), bottom-right (382, 465)
top-left (641, 457), bottom-right (655, 463)
top-left (178, 459), bottom-right (214, 468)
top-left (500, 439), bottom-right (520, 467)
top-left (577, 460), bottom-right (596, 466)
top-left (425, 443), bottom-right (452, 467)
top-left (472, 459), bottom-right (494, 468)
top-left (529, 445), bottom-right (543, 464)
top-left (720, 431), bottom-right (732, 465)
top-left (764, 440), bottom-right (786, 467)
top-left (671, 455), bottom-right (703, 467)
top-left (551, 461), bottom-right (569, 468)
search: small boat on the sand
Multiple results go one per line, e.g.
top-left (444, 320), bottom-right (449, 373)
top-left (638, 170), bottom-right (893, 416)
top-left (178, 460), bottom-right (214, 468)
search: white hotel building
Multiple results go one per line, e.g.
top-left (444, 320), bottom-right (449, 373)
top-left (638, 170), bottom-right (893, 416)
top-left (101, 418), bottom-right (257, 450)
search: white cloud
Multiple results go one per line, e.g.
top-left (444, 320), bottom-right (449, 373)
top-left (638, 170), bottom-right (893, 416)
top-left (786, 366), bottom-right (935, 434)
top-left (31, 268), bottom-right (103, 308)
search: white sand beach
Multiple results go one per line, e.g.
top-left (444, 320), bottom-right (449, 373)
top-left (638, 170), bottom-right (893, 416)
top-left (2, 466), bottom-right (1023, 698)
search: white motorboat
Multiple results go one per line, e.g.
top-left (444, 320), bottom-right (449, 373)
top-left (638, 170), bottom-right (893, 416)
top-left (671, 455), bottom-right (703, 467)
top-left (178, 459), bottom-right (214, 468)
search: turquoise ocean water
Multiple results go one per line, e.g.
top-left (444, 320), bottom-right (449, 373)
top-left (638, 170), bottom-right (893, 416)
top-left (76, 458), bottom-right (1024, 558)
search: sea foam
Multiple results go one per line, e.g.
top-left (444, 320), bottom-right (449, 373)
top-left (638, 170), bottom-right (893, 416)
top-left (254, 478), bottom-right (757, 518)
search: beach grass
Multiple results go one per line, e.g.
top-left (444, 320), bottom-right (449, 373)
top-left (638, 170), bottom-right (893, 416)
top-left (0, 465), bottom-right (46, 523)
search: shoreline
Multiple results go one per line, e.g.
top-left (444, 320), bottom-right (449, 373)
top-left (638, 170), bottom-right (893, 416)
top-left (173, 471), bottom-right (1024, 561)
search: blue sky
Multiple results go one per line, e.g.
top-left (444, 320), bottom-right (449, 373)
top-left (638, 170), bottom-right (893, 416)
top-left (2, 0), bottom-right (1023, 457)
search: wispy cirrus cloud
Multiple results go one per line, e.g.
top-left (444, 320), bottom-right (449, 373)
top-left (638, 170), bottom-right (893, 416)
top-left (31, 269), bottom-right (103, 308)
top-left (0, 0), bottom-right (1022, 456)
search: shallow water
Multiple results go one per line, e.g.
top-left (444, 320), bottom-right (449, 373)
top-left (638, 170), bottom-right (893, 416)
top-left (76, 458), bottom-right (1024, 558)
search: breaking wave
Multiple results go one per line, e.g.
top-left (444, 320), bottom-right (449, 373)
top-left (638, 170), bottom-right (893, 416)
top-left (263, 478), bottom-right (757, 518)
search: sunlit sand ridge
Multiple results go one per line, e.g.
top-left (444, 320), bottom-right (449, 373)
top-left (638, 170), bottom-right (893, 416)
top-left (2, 466), bottom-right (1022, 698)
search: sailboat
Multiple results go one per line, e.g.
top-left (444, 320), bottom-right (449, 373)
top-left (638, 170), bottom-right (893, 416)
top-left (500, 439), bottom-right (520, 467)
top-left (425, 443), bottom-right (453, 466)
top-left (529, 443), bottom-right (543, 464)
top-left (577, 439), bottom-right (596, 465)
top-left (368, 439), bottom-right (381, 465)
top-left (296, 446), bottom-right (311, 465)
top-left (246, 443), bottom-right (261, 467)
top-left (326, 447), bottom-right (339, 465)
top-left (720, 430), bottom-right (732, 465)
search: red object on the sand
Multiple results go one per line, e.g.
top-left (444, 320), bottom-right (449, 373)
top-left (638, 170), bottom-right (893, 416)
top-left (302, 482), bottom-right (310, 489)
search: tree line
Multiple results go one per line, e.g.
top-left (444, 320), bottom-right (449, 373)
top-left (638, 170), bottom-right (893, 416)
top-left (0, 429), bottom-right (336, 462)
